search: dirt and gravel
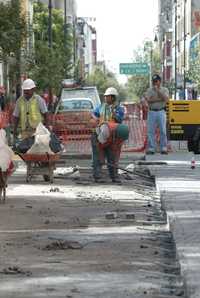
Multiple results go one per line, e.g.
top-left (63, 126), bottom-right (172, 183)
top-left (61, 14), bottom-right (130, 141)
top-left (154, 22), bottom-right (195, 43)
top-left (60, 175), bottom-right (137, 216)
top-left (0, 159), bottom-right (185, 297)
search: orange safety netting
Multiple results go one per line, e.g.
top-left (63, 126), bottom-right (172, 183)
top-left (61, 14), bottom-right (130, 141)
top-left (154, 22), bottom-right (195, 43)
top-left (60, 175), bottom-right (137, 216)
top-left (0, 112), bottom-right (10, 128)
top-left (49, 104), bottom-right (147, 154)
top-left (122, 118), bottom-right (147, 152)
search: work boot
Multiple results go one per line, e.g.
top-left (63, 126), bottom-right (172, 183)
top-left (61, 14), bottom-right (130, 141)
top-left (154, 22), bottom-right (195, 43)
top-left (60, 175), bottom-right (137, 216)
top-left (146, 150), bottom-right (155, 155)
top-left (161, 150), bottom-right (168, 155)
top-left (111, 177), bottom-right (122, 184)
top-left (94, 177), bottom-right (106, 183)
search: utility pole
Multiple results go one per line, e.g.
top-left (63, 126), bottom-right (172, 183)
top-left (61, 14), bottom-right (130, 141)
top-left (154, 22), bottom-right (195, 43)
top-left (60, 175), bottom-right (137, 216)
top-left (73, 17), bottom-right (77, 67)
top-left (64, 0), bottom-right (67, 50)
top-left (48, 0), bottom-right (53, 111)
top-left (48, 0), bottom-right (52, 49)
top-left (149, 47), bottom-right (153, 88)
top-left (183, 0), bottom-right (186, 99)
top-left (144, 41), bottom-right (153, 88)
top-left (174, 0), bottom-right (177, 99)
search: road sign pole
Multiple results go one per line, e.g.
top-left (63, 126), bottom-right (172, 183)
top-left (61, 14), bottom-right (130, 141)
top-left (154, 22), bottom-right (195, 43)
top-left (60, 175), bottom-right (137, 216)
top-left (149, 49), bottom-right (153, 88)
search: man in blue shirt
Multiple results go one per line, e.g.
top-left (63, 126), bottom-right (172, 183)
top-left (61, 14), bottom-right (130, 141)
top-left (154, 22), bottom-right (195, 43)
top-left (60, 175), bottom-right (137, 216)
top-left (90, 87), bottom-right (125, 183)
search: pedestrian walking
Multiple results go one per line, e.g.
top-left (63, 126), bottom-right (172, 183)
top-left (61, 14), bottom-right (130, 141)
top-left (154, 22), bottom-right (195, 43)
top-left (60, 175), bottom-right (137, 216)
top-left (90, 87), bottom-right (128, 183)
top-left (13, 79), bottom-right (48, 141)
top-left (145, 74), bottom-right (169, 154)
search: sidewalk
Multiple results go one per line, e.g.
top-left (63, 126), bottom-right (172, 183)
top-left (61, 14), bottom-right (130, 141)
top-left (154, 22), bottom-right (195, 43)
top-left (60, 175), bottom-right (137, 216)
top-left (147, 151), bottom-right (200, 298)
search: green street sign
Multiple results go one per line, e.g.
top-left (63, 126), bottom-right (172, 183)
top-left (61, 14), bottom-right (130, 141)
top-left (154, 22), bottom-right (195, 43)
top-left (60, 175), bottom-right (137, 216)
top-left (119, 63), bottom-right (149, 75)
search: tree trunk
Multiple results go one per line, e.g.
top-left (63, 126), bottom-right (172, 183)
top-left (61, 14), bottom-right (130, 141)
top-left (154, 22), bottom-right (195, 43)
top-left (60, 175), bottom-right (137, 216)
top-left (2, 55), bottom-right (8, 93)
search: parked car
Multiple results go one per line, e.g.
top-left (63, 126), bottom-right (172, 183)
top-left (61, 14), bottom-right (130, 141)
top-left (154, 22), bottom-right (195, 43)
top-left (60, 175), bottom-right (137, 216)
top-left (51, 84), bottom-right (101, 142)
top-left (60, 86), bottom-right (101, 109)
top-left (52, 97), bottom-right (95, 142)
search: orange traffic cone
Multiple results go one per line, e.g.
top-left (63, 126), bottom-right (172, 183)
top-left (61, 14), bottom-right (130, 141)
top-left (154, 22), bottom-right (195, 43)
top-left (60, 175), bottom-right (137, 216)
top-left (191, 157), bottom-right (196, 169)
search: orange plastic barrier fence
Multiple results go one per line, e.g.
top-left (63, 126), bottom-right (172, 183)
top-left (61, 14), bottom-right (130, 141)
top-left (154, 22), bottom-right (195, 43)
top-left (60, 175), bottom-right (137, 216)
top-left (49, 104), bottom-right (147, 154)
top-left (123, 118), bottom-right (147, 152)
top-left (0, 112), bottom-right (10, 128)
top-left (4, 102), bottom-right (15, 123)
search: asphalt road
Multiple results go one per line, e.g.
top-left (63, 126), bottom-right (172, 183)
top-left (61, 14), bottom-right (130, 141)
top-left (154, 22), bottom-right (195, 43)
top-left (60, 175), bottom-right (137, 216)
top-left (0, 158), bottom-right (185, 298)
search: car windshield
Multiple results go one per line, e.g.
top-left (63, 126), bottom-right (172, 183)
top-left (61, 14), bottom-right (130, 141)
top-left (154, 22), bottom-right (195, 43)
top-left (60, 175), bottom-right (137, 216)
top-left (61, 88), bottom-right (100, 107)
top-left (58, 99), bottom-right (93, 112)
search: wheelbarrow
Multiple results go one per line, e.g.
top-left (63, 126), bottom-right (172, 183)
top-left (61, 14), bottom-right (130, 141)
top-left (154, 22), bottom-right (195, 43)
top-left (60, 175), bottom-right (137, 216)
top-left (18, 153), bottom-right (60, 183)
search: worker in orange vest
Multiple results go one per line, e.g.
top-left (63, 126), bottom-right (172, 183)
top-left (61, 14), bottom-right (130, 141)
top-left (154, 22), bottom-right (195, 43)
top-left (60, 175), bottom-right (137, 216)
top-left (90, 87), bottom-right (127, 183)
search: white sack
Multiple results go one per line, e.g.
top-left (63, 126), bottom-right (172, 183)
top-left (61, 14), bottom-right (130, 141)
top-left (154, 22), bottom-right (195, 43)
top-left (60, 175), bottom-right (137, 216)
top-left (0, 129), bottom-right (13, 171)
top-left (35, 122), bottom-right (50, 136)
top-left (96, 123), bottom-right (111, 144)
top-left (27, 122), bottom-right (54, 154)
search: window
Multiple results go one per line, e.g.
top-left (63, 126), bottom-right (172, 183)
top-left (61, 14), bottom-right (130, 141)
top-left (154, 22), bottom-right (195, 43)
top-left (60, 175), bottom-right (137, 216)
top-left (58, 99), bottom-right (93, 112)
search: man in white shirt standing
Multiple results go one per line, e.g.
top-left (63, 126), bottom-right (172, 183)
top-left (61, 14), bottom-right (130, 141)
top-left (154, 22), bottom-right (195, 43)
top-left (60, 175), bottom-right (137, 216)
top-left (145, 74), bottom-right (169, 155)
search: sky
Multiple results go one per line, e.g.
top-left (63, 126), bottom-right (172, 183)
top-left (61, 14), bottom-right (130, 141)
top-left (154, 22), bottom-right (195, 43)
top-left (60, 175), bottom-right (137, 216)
top-left (76, 0), bottom-right (158, 83)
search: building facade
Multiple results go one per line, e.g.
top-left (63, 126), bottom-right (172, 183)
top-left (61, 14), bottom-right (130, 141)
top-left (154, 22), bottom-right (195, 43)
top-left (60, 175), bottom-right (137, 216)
top-left (158, 0), bottom-right (173, 85)
top-left (157, 0), bottom-right (200, 97)
top-left (76, 17), bottom-right (97, 79)
top-left (39, 0), bottom-right (77, 23)
top-left (172, 0), bottom-right (200, 94)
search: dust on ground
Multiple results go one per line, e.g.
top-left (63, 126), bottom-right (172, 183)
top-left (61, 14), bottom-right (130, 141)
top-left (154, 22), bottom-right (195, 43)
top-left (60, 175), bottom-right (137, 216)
top-left (0, 162), bottom-right (185, 298)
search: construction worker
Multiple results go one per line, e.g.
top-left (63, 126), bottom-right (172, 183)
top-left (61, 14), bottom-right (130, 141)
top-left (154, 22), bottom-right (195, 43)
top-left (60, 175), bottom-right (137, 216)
top-left (13, 79), bottom-right (48, 141)
top-left (90, 87), bottom-right (127, 183)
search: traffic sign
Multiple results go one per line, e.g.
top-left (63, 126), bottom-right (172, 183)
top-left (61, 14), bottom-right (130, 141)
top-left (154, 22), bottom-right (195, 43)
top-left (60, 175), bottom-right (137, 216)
top-left (119, 63), bottom-right (149, 75)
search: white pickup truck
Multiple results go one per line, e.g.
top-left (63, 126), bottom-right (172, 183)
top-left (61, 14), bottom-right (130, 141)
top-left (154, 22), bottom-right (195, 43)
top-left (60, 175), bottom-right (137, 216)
top-left (59, 85), bottom-right (101, 109)
top-left (52, 83), bottom-right (101, 142)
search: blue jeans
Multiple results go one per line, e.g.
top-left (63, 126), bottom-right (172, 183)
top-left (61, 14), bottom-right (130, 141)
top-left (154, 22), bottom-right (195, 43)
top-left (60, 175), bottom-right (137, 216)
top-left (91, 133), bottom-right (102, 179)
top-left (147, 110), bottom-right (167, 152)
top-left (91, 133), bottom-right (119, 179)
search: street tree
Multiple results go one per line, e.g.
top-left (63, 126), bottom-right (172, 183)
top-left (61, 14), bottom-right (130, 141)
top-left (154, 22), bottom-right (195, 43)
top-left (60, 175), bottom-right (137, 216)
top-left (126, 40), bottom-right (161, 101)
top-left (27, 2), bottom-right (73, 96)
top-left (187, 55), bottom-right (200, 93)
top-left (86, 66), bottom-right (127, 102)
top-left (0, 0), bottom-right (26, 95)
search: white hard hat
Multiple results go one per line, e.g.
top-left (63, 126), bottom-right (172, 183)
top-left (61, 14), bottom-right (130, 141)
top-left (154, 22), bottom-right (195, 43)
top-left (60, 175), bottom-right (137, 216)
top-left (104, 87), bottom-right (118, 96)
top-left (22, 79), bottom-right (36, 90)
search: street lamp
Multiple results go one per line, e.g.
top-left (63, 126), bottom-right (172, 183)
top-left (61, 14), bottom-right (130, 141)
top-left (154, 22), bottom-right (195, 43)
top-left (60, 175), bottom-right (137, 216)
top-left (144, 40), bottom-right (153, 87)
top-left (154, 34), bottom-right (158, 43)
top-left (64, 0), bottom-right (67, 50)
top-left (153, 25), bottom-right (162, 46)
top-left (153, 25), bottom-right (165, 82)
top-left (73, 17), bottom-right (77, 66)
